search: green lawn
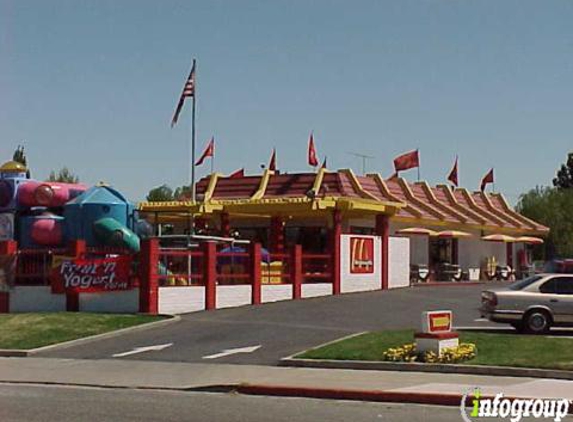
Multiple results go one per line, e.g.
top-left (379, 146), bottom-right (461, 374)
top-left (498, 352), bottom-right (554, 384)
top-left (298, 329), bottom-right (573, 370)
top-left (0, 313), bottom-right (163, 350)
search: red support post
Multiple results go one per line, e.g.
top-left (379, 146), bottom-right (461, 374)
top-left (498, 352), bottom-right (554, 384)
top-left (204, 241), bottom-right (217, 310)
top-left (220, 212), bottom-right (231, 237)
top-left (0, 240), bottom-right (17, 313)
top-left (332, 209), bottom-right (342, 295)
top-left (376, 214), bottom-right (390, 290)
top-left (506, 242), bottom-right (514, 269)
top-left (291, 244), bottom-right (302, 299)
top-left (66, 240), bottom-right (86, 312)
top-left (270, 217), bottom-right (285, 254)
top-left (251, 242), bottom-right (262, 305)
top-left (139, 238), bottom-right (159, 314)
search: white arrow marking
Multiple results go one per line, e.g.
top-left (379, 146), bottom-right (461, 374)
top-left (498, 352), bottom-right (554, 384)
top-left (112, 343), bottom-right (173, 358)
top-left (202, 345), bottom-right (261, 360)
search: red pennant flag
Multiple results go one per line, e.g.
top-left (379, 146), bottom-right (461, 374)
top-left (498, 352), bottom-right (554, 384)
top-left (268, 149), bottom-right (277, 171)
top-left (447, 156), bottom-right (459, 187)
top-left (308, 133), bottom-right (319, 167)
top-left (321, 156), bottom-right (327, 169)
top-left (228, 168), bottom-right (244, 179)
top-left (480, 168), bottom-right (494, 191)
top-left (171, 60), bottom-right (196, 127)
top-left (393, 149), bottom-right (419, 173)
top-left (195, 137), bottom-right (214, 166)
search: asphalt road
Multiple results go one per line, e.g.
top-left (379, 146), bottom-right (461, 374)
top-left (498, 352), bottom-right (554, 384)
top-left (0, 384), bottom-right (484, 422)
top-left (40, 283), bottom-right (498, 364)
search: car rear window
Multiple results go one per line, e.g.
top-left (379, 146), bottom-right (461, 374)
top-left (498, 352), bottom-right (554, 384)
top-left (508, 275), bottom-right (543, 291)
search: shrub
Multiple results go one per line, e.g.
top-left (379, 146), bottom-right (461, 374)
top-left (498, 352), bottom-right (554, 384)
top-left (382, 342), bottom-right (477, 364)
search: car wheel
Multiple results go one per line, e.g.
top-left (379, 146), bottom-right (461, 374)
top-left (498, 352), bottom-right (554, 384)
top-left (523, 310), bottom-right (551, 334)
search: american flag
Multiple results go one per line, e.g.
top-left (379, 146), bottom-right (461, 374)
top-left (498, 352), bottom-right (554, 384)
top-left (171, 60), bottom-right (196, 127)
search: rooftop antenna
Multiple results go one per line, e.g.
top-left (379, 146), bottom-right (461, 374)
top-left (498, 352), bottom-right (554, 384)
top-left (348, 152), bottom-right (375, 174)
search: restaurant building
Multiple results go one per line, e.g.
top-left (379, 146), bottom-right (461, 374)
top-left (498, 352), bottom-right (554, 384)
top-left (140, 167), bottom-right (548, 284)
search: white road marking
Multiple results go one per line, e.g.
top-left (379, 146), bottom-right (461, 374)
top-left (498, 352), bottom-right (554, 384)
top-left (473, 318), bottom-right (489, 322)
top-left (202, 345), bottom-right (262, 360)
top-left (112, 343), bottom-right (173, 357)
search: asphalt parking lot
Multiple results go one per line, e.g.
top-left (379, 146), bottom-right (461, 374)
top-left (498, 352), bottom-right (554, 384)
top-left (39, 283), bottom-right (499, 365)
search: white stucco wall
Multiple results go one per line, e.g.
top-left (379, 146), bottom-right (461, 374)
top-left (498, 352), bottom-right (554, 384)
top-left (10, 286), bottom-right (66, 312)
top-left (302, 283), bottom-right (332, 298)
top-left (390, 222), bottom-right (430, 266)
top-left (216, 285), bottom-right (252, 309)
top-left (388, 236), bottom-right (410, 289)
top-left (261, 284), bottom-right (292, 303)
top-left (458, 236), bottom-right (507, 270)
top-left (158, 286), bottom-right (205, 314)
top-left (79, 290), bottom-right (139, 313)
top-left (340, 234), bottom-right (382, 293)
top-left (409, 236), bottom-right (429, 266)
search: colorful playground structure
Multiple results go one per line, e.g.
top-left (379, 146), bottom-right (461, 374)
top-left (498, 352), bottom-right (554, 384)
top-left (0, 160), bottom-right (144, 252)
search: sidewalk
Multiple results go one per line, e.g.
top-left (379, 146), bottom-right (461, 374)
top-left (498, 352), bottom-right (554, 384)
top-left (1, 357), bottom-right (573, 404)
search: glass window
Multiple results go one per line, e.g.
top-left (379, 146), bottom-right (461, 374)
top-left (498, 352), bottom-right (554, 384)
top-left (539, 277), bottom-right (573, 295)
top-left (539, 278), bottom-right (559, 294)
top-left (508, 275), bottom-right (542, 291)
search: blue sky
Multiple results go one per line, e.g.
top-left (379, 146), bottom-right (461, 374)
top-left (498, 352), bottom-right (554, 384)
top-left (1, 0), bottom-right (572, 203)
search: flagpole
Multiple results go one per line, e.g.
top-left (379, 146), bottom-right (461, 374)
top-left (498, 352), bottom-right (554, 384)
top-left (191, 59), bottom-right (197, 203)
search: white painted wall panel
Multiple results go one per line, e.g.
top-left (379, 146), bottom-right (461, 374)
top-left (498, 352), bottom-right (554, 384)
top-left (79, 290), bottom-right (139, 313)
top-left (262, 284), bottom-right (292, 303)
top-left (391, 222), bottom-right (431, 266)
top-left (10, 286), bottom-right (66, 312)
top-left (458, 235), bottom-right (507, 270)
top-left (342, 279), bottom-right (380, 293)
top-left (302, 283), bottom-right (332, 298)
top-left (410, 236), bottom-right (429, 266)
top-left (340, 234), bottom-right (382, 293)
top-left (158, 286), bottom-right (205, 314)
top-left (388, 236), bottom-right (410, 289)
top-left (216, 285), bottom-right (252, 309)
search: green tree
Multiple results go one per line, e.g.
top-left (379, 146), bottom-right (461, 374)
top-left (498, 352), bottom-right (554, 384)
top-left (516, 187), bottom-right (573, 259)
top-left (553, 152), bottom-right (573, 189)
top-left (12, 145), bottom-right (27, 167)
top-left (12, 145), bottom-right (31, 178)
top-left (47, 167), bottom-right (80, 184)
top-left (146, 184), bottom-right (174, 202)
top-left (173, 185), bottom-right (193, 200)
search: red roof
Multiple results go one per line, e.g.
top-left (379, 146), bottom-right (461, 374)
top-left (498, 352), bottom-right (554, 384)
top-left (195, 170), bottom-right (548, 235)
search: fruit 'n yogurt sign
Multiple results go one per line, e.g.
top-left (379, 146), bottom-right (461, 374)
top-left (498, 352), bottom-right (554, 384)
top-left (51, 256), bottom-right (132, 293)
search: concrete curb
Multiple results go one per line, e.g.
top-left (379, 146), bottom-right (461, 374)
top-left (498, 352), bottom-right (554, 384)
top-left (279, 357), bottom-right (573, 381)
top-left (0, 314), bottom-right (181, 357)
top-left (236, 384), bottom-right (565, 412)
top-left (237, 384), bottom-right (466, 406)
top-left (0, 379), bottom-right (559, 410)
top-left (413, 282), bottom-right (486, 287)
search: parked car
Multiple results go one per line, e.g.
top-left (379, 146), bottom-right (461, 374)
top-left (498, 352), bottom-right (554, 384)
top-left (480, 274), bottom-right (573, 334)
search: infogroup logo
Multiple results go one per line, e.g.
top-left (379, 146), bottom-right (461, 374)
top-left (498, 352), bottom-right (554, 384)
top-left (460, 388), bottom-right (570, 422)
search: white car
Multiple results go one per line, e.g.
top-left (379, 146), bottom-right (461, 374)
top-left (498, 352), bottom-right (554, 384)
top-left (480, 274), bottom-right (573, 334)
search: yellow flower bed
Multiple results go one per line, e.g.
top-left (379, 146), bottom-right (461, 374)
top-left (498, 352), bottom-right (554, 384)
top-left (382, 342), bottom-right (477, 364)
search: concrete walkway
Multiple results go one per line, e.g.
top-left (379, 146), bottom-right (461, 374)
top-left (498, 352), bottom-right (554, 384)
top-left (1, 357), bottom-right (573, 403)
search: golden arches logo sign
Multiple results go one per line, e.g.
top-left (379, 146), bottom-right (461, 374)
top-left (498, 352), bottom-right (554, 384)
top-left (350, 237), bottom-right (374, 274)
